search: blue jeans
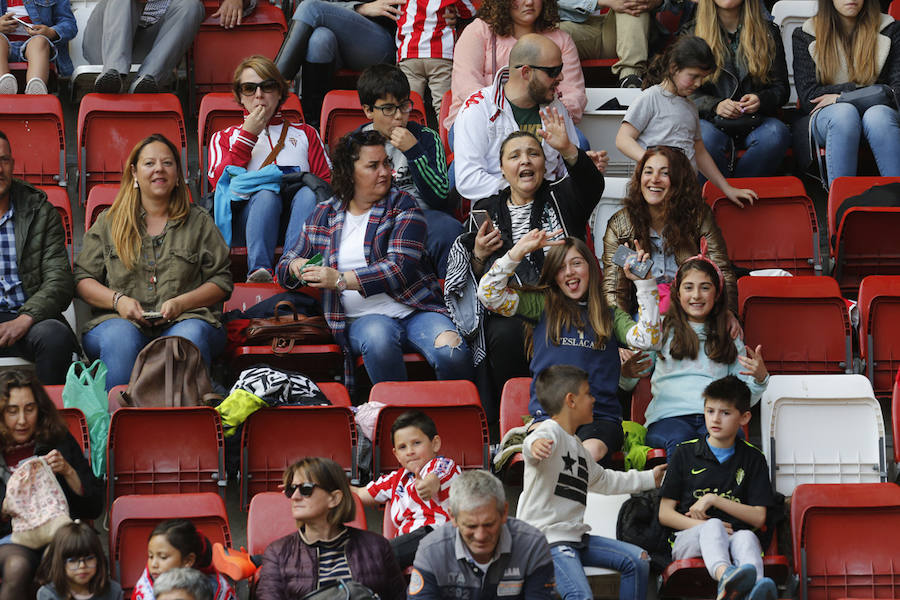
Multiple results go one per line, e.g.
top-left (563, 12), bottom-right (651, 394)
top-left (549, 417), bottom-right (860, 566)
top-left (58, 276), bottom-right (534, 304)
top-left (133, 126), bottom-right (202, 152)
top-left (700, 116), bottom-right (791, 177)
top-left (812, 102), bottom-right (900, 187)
top-left (422, 207), bottom-right (462, 279)
top-left (231, 187), bottom-right (317, 274)
top-left (346, 311), bottom-right (473, 383)
top-left (82, 318), bottom-right (227, 390)
top-left (551, 536), bottom-right (650, 600)
top-left (293, 0), bottom-right (395, 68)
top-left (646, 414), bottom-right (707, 459)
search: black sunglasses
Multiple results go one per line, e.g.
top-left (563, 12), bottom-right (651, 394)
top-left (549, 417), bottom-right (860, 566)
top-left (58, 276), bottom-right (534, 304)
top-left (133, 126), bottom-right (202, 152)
top-left (284, 481), bottom-right (319, 498)
top-left (238, 79), bottom-right (279, 96)
top-left (515, 64), bottom-right (564, 78)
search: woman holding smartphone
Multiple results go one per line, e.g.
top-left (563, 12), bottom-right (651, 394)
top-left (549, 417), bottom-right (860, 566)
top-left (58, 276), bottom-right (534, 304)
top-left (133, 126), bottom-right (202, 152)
top-left (444, 111), bottom-right (603, 423)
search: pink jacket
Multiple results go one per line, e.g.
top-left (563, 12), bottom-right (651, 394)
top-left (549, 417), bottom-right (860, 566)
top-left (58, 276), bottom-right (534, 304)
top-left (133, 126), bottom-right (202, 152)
top-left (444, 18), bottom-right (586, 129)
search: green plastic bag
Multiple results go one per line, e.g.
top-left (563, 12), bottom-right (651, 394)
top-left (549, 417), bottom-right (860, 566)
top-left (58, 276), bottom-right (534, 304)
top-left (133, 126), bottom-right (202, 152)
top-left (216, 389), bottom-right (267, 438)
top-left (62, 361), bottom-right (110, 478)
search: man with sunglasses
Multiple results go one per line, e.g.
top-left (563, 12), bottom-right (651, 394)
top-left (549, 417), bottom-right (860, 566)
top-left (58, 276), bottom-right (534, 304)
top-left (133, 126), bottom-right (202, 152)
top-left (453, 34), bottom-right (581, 201)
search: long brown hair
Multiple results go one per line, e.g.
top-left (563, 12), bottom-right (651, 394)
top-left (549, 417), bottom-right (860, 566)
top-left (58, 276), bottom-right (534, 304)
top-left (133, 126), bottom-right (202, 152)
top-left (38, 521), bottom-right (110, 598)
top-left (476, 0), bottom-right (559, 37)
top-left (662, 258), bottom-right (736, 363)
top-left (0, 370), bottom-right (67, 449)
top-left (106, 134), bottom-right (190, 271)
top-left (812, 0), bottom-right (881, 85)
top-left (524, 238), bottom-right (612, 357)
top-left (694, 0), bottom-right (774, 83)
top-left (624, 146), bottom-right (704, 254)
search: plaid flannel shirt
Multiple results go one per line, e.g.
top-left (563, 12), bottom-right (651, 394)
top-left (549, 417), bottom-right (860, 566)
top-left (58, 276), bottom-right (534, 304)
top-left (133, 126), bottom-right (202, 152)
top-left (277, 188), bottom-right (447, 390)
top-left (0, 203), bottom-right (26, 311)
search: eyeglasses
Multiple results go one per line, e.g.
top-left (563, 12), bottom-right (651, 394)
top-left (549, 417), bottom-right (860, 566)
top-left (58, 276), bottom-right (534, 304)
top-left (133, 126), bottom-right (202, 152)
top-left (65, 555), bottom-right (97, 569)
top-left (237, 79), bottom-right (279, 96)
top-left (284, 481), bottom-right (320, 498)
top-left (370, 99), bottom-right (414, 117)
top-left (515, 64), bottom-right (564, 78)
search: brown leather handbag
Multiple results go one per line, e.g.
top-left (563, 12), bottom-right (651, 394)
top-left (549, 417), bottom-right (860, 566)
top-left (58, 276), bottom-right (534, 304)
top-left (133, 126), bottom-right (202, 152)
top-left (245, 300), bottom-right (333, 353)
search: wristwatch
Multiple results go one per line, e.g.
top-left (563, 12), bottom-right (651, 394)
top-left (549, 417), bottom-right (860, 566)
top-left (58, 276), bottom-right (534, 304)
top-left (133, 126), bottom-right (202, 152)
top-left (335, 272), bottom-right (347, 292)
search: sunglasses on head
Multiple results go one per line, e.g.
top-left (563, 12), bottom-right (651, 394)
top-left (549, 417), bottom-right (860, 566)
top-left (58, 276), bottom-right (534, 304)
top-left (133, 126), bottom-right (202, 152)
top-left (515, 64), bottom-right (564, 78)
top-left (238, 79), bottom-right (279, 96)
top-left (646, 145), bottom-right (686, 154)
top-left (284, 481), bottom-right (319, 498)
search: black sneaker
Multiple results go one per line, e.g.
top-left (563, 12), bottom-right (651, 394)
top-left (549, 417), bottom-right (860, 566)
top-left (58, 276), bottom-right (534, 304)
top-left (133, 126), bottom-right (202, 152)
top-left (131, 75), bottom-right (160, 94)
top-left (619, 74), bottom-right (643, 88)
top-left (94, 69), bottom-right (122, 94)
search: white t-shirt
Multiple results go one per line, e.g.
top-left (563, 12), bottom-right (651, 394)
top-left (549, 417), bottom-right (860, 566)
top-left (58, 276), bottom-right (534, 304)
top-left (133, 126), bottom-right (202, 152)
top-left (338, 210), bottom-right (414, 319)
top-left (623, 84), bottom-right (702, 169)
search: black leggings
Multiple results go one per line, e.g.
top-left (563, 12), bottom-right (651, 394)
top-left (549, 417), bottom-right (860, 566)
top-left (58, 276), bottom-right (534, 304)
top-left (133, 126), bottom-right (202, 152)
top-left (0, 542), bottom-right (40, 600)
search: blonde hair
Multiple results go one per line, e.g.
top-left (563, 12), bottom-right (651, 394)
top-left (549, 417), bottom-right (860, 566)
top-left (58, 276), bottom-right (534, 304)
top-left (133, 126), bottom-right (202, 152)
top-left (812, 0), bottom-right (881, 85)
top-left (694, 0), bottom-right (774, 83)
top-left (108, 134), bottom-right (190, 271)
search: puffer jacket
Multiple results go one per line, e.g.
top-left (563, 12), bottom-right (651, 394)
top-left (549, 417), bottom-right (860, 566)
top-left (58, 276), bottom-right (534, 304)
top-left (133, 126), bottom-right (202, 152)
top-left (9, 180), bottom-right (74, 323)
top-left (256, 527), bottom-right (405, 600)
top-left (601, 204), bottom-right (737, 315)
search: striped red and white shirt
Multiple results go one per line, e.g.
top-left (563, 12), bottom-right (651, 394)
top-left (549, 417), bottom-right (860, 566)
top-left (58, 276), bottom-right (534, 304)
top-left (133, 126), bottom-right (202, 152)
top-left (366, 456), bottom-right (460, 534)
top-left (6, 0), bottom-right (32, 43)
top-left (396, 0), bottom-right (476, 61)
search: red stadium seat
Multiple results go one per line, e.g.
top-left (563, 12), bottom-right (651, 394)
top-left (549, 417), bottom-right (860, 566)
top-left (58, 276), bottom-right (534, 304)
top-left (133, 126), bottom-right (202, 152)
top-left (0, 94), bottom-right (66, 186)
top-left (858, 276), bottom-right (900, 397)
top-left (240, 404), bottom-right (357, 509)
top-left (106, 407), bottom-right (226, 508)
top-left (45, 384), bottom-right (64, 408)
top-left (739, 276), bottom-right (852, 375)
top-left (497, 377), bottom-right (531, 482)
top-left (39, 187), bottom-right (73, 262)
top-left (662, 554), bottom-right (790, 598)
top-left (828, 176), bottom-right (900, 295)
top-left (891, 0), bottom-right (900, 18)
top-left (59, 407), bottom-right (90, 461)
top-left (790, 483), bottom-right (900, 600)
top-left (109, 493), bottom-right (231, 596)
top-left (702, 177), bottom-right (822, 275)
top-left (84, 184), bottom-right (118, 231)
top-left (368, 380), bottom-right (480, 406)
top-left (224, 282), bottom-right (282, 313)
top-left (892, 371), bottom-right (900, 466)
top-left (198, 92), bottom-right (304, 195)
top-left (77, 93), bottom-right (187, 206)
top-left (317, 382), bottom-right (352, 407)
top-left (438, 88), bottom-right (453, 162)
top-left (320, 89), bottom-right (427, 151)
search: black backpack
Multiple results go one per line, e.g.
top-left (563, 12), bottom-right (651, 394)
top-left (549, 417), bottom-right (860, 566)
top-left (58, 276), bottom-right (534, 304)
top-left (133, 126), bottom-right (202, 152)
top-left (616, 490), bottom-right (671, 573)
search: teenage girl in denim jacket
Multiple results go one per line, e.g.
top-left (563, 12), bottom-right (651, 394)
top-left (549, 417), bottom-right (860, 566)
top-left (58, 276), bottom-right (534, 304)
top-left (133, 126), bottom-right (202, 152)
top-left (0, 0), bottom-right (76, 94)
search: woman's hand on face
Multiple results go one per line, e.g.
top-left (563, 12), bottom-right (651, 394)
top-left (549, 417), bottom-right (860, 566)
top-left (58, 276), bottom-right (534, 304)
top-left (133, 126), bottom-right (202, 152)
top-left (508, 228), bottom-right (564, 262)
top-left (538, 107), bottom-right (578, 162)
top-left (723, 185), bottom-right (757, 208)
top-left (622, 239), bottom-right (652, 281)
top-left (715, 99), bottom-right (743, 119)
top-left (117, 296), bottom-right (150, 326)
top-left (301, 265), bottom-right (341, 289)
top-left (586, 150), bottom-right (609, 173)
top-left (43, 449), bottom-right (74, 477)
top-left (243, 104), bottom-right (274, 137)
top-left (356, 0), bottom-right (403, 20)
top-left (474, 218), bottom-right (502, 260)
top-left (811, 93), bottom-right (840, 110)
top-left (160, 298), bottom-right (185, 321)
top-left (289, 258), bottom-right (310, 282)
top-left (738, 344), bottom-right (768, 383)
top-left (727, 310), bottom-right (743, 340)
top-left (737, 94), bottom-right (760, 115)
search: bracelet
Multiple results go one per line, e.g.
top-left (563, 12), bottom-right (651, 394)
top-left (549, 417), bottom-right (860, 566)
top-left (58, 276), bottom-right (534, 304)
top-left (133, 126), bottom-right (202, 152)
top-left (112, 292), bottom-right (124, 312)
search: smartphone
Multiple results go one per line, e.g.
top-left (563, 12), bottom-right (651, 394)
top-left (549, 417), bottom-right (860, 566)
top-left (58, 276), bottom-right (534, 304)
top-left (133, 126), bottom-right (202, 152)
top-left (612, 244), bottom-right (653, 279)
top-left (9, 15), bottom-right (30, 28)
top-left (142, 311), bottom-right (165, 322)
top-left (471, 210), bottom-right (493, 232)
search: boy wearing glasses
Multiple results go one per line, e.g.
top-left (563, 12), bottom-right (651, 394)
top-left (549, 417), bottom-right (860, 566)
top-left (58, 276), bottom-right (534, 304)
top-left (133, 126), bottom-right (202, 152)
top-left (355, 64), bottom-right (461, 278)
top-left (352, 410), bottom-right (460, 568)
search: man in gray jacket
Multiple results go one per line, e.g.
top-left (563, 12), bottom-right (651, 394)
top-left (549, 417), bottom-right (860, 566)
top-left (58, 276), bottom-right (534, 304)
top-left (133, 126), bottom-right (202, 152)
top-left (0, 131), bottom-right (77, 384)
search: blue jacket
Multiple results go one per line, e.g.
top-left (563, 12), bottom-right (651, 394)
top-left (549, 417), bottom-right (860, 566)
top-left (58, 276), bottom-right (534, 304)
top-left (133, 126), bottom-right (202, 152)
top-left (1, 0), bottom-right (77, 76)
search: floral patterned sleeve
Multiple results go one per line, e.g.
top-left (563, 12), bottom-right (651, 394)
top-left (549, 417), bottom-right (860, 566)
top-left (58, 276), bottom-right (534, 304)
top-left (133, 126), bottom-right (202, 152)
top-left (476, 253), bottom-right (522, 317)
top-left (626, 279), bottom-right (663, 350)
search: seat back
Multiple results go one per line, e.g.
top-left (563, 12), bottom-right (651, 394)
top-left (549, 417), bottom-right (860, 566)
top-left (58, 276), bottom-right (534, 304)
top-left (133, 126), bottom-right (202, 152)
top-left (739, 276), bottom-right (852, 375)
top-left (223, 282), bottom-right (282, 312)
top-left (630, 377), bottom-right (653, 425)
top-left (240, 406), bottom-right (357, 509)
top-left (59, 407), bottom-right (90, 461)
top-left (893, 370), bottom-right (900, 464)
top-left (84, 183), bottom-right (118, 231)
top-left (106, 407), bottom-right (226, 508)
top-left (772, 0), bottom-right (818, 104)
top-left (369, 380), bottom-right (480, 406)
top-left (790, 483), bottom-right (900, 600)
top-left (438, 88), bottom-right (453, 160)
top-left (0, 95), bottom-right (66, 186)
top-left (702, 177), bottom-right (821, 274)
top-left (320, 90), bottom-right (427, 151)
top-left (77, 93), bottom-right (187, 205)
top-left (589, 177), bottom-right (629, 255)
top-left (39, 187), bottom-right (74, 262)
top-left (109, 493), bottom-right (231, 595)
top-left (858, 276), bottom-right (900, 397)
top-left (580, 88), bottom-right (643, 177)
top-left (373, 404), bottom-right (489, 477)
top-left (499, 377), bottom-right (532, 437)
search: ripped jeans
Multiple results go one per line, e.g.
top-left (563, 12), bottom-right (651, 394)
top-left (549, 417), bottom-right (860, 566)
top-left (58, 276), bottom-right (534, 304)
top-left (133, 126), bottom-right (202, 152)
top-left (346, 311), bottom-right (473, 384)
top-left (550, 535), bottom-right (650, 600)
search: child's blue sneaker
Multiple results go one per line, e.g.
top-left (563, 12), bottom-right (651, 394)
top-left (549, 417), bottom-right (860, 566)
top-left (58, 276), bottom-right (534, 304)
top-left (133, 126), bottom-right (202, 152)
top-left (716, 564), bottom-right (757, 600)
top-left (748, 577), bottom-right (777, 600)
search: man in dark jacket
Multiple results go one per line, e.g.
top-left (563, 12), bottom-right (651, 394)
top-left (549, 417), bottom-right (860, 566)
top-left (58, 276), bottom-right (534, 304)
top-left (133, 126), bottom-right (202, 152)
top-left (0, 131), bottom-right (77, 384)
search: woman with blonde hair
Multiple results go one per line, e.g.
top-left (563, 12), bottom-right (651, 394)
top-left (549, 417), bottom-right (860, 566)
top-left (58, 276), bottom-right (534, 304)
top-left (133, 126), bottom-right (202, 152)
top-left (75, 134), bottom-right (233, 389)
top-left (793, 0), bottom-right (900, 187)
top-left (685, 0), bottom-right (791, 177)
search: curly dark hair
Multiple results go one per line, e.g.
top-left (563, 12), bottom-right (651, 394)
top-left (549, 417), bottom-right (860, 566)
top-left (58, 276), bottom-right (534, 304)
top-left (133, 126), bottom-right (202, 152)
top-left (0, 370), bottom-right (68, 449)
top-left (330, 129), bottom-right (388, 207)
top-left (476, 0), bottom-right (560, 37)
top-left (624, 146), bottom-right (704, 256)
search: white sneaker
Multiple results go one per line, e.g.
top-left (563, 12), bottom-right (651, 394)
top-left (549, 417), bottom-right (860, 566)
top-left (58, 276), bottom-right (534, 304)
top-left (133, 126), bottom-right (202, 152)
top-left (0, 74), bottom-right (17, 94)
top-left (24, 78), bottom-right (47, 95)
top-left (247, 268), bottom-right (274, 283)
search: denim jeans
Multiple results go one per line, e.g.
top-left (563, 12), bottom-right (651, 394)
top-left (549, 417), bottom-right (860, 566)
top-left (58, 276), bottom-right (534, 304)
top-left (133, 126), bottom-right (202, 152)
top-left (0, 313), bottom-right (78, 385)
top-left (293, 0), bottom-right (395, 68)
top-left (422, 207), bottom-right (462, 279)
top-left (647, 414), bottom-right (745, 459)
top-left (812, 102), bottom-right (900, 187)
top-left (346, 311), bottom-right (473, 384)
top-left (700, 116), bottom-right (791, 178)
top-left (551, 536), bottom-right (650, 600)
top-left (82, 317), bottom-right (227, 390)
top-left (231, 187), bottom-right (317, 274)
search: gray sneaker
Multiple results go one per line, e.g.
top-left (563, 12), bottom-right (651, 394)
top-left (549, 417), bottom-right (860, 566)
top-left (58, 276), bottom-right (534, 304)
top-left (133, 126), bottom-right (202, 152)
top-left (247, 268), bottom-right (274, 283)
top-left (94, 69), bottom-right (123, 94)
top-left (130, 74), bottom-right (160, 94)
top-left (748, 577), bottom-right (776, 600)
top-left (0, 73), bottom-right (18, 95)
top-left (716, 564), bottom-right (757, 600)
